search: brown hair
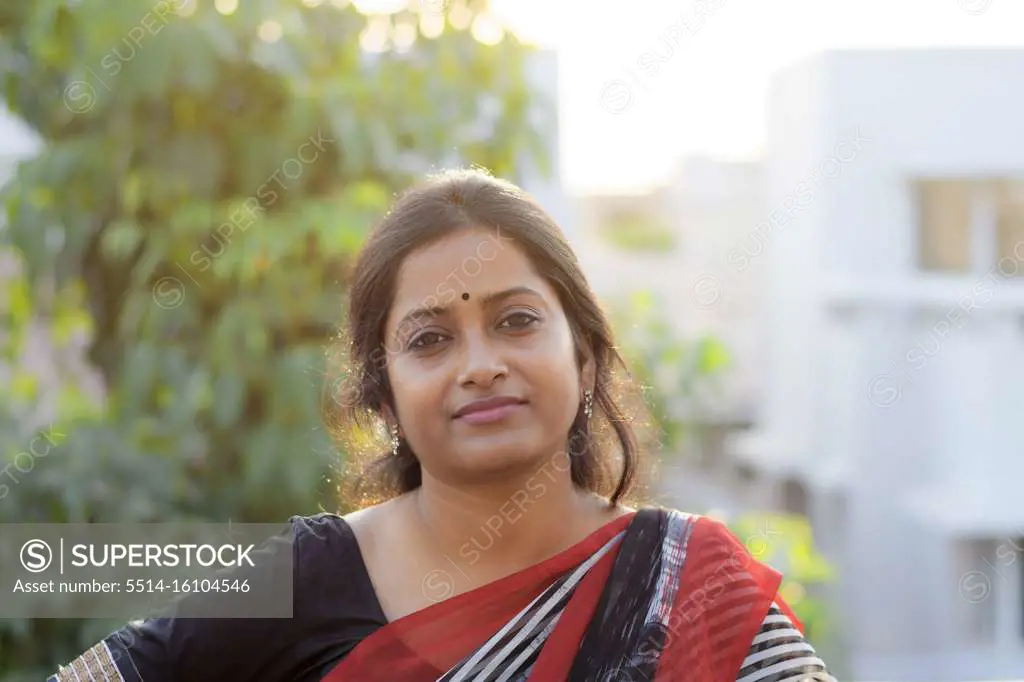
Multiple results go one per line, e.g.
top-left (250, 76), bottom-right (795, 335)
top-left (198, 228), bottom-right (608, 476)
top-left (325, 168), bottom-right (653, 511)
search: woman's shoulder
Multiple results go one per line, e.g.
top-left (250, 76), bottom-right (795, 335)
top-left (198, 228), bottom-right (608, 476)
top-left (286, 509), bottom-right (385, 575)
top-left (289, 500), bottom-right (409, 579)
top-left (289, 510), bottom-right (357, 545)
top-left (636, 505), bottom-right (733, 535)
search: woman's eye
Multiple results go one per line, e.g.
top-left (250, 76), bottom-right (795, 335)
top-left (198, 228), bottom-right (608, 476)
top-left (409, 332), bottom-right (446, 350)
top-left (500, 312), bottom-right (539, 329)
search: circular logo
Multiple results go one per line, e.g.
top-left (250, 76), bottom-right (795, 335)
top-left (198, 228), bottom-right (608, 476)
top-left (20, 539), bottom-right (53, 573)
top-left (328, 376), bottom-right (355, 409)
top-left (152, 276), bottom-right (185, 310)
top-left (691, 274), bottom-right (724, 309)
top-left (421, 569), bottom-right (455, 602)
top-left (867, 374), bottom-right (901, 408)
top-left (599, 80), bottom-right (634, 115)
top-left (958, 570), bottom-right (992, 603)
top-left (746, 533), bottom-right (770, 559)
top-left (959, 0), bottom-right (993, 14)
top-left (63, 81), bottom-right (97, 115)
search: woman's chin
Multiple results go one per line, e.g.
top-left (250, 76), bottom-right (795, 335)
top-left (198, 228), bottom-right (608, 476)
top-left (449, 444), bottom-right (551, 480)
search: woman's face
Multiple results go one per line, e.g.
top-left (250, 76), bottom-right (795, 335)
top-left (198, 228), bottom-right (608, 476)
top-left (382, 228), bottom-right (593, 485)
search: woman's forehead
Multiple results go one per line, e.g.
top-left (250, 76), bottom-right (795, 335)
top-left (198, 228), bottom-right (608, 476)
top-left (395, 232), bottom-right (538, 295)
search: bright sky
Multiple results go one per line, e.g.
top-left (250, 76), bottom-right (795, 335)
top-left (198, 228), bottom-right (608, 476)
top-left (490, 0), bottom-right (1024, 193)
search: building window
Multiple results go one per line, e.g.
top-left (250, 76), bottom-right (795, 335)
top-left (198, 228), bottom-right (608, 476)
top-left (780, 478), bottom-right (809, 517)
top-left (917, 179), bottom-right (972, 273)
top-left (916, 178), bottom-right (1024, 276)
top-left (996, 181), bottom-right (1024, 270)
top-left (954, 537), bottom-right (998, 646)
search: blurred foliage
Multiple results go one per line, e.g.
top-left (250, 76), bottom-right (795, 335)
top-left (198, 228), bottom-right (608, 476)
top-left (598, 210), bottom-right (676, 252)
top-left (0, 0), bottom-right (544, 675)
top-left (607, 289), bottom-right (729, 451)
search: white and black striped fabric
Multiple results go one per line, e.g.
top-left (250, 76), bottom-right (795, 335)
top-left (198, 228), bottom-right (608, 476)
top-left (737, 603), bottom-right (832, 682)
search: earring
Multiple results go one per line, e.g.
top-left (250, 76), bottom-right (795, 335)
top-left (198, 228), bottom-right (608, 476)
top-left (583, 389), bottom-right (593, 419)
top-left (390, 423), bottom-right (400, 456)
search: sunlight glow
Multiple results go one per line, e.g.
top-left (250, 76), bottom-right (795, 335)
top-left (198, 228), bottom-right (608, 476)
top-left (470, 12), bottom-right (504, 46)
top-left (352, 0), bottom-right (405, 15)
top-left (301, 0), bottom-right (324, 7)
top-left (359, 15), bottom-right (391, 52)
top-left (257, 20), bottom-right (283, 42)
top-left (214, 0), bottom-right (238, 15)
top-left (488, 0), bottom-right (1024, 192)
top-left (176, 0), bottom-right (198, 18)
top-left (419, 13), bottom-right (444, 39)
top-left (489, 0), bottom-right (559, 47)
top-left (448, 4), bottom-right (472, 32)
top-left (393, 19), bottom-right (418, 51)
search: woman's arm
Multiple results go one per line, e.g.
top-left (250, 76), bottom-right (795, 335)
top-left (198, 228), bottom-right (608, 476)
top-left (47, 519), bottom-right (305, 681)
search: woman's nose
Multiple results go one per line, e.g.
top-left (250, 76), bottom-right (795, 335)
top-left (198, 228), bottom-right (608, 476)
top-left (456, 333), bottom-right (508, 388)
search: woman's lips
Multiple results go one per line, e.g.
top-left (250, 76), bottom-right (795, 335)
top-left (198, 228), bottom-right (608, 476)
top-left (455, 402), bottom-right (526, 425)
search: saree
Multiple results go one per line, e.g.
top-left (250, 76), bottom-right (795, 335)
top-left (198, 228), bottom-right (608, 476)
top-left (326, 508), bottom-right (820, 682)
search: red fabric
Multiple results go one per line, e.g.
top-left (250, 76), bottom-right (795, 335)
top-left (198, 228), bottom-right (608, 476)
top-left (324, 512), bottom-right (636, 682)
top-left (326, 512), bottom-right (792, 682)
top-left (654, 516), bottom-right (791, 682)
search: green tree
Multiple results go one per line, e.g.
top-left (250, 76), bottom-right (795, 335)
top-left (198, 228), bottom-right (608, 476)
top-left (0, 0), bottom-right (543, 675)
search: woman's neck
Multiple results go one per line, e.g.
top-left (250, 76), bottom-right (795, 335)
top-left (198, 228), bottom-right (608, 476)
top-left (408, 471), bottom-right (617, 578)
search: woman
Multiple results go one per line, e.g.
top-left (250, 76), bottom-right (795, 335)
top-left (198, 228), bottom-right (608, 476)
top-left (51, 169), bottom-right (833, 681)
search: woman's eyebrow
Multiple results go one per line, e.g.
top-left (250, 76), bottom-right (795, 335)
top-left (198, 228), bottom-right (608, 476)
top-left (393, 286), bottom-right (542, 336)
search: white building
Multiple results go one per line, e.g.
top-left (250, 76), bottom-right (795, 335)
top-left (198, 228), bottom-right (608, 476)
top-left (518, 49), bottom-right (577, 241)
top-left (726, 48), bottom-right (1024, 681)
top-left (574, 156), bottom-right (766, 418)
top-left (573, 47), bottom-right (1024, 682)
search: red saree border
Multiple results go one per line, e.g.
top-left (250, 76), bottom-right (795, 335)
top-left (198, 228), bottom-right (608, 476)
top-left (325, 510), bottom-right (637, 681)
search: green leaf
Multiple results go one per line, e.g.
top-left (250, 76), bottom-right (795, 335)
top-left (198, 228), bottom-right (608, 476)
top-left (211, 373), bottom-right (246, 429)
top-left (10, 371), bottom-right (39, 402)
top-left (698, 338), bottom-right (730, 374)
top-left (100, 220), bottom-right (143, 262)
